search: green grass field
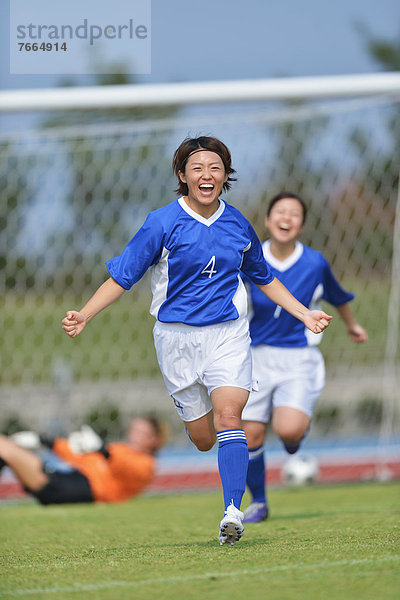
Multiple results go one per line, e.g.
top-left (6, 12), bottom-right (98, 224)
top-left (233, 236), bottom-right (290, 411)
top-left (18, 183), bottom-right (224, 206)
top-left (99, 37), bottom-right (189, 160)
top-left (1, 482), bottom-right (399, 600)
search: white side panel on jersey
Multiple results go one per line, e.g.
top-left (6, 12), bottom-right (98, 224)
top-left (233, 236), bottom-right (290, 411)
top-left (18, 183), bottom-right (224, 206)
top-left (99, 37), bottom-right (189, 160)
top-left (232, 274), bottom-right (248, 320)
top-left (305, 282), bottom-right (324, 346)
top-left (243, 278), bottom-right (254, 322)
top-left (235, 243), bottom-right (251, 319)
top-left (149, 247), bottom-right (170, 319)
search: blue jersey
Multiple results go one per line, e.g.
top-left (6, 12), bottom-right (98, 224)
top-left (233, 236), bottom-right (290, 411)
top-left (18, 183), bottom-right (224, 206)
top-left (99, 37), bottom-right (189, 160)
top-left (106, 197), bottom-right (273, 326)
top-left (248, 241), bottom-right (354, 347)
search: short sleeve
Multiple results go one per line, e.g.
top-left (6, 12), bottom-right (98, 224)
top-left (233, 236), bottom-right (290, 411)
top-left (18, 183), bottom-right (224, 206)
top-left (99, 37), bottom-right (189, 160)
top-left (240, 223), bottom-right (274, 285)
top-left (322, 257), bottom-right (354, 305)
top-left (106, 213), bottom-right (165, 290)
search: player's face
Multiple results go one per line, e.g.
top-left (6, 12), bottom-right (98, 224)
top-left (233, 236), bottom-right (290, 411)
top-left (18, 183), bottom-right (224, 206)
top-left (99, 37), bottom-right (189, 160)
top-left (179, 151), bottom-right (228, 218)
top-left (266, 198), bottom-right (304, 244)
top-left (127, 419), bottom-right (161, 454)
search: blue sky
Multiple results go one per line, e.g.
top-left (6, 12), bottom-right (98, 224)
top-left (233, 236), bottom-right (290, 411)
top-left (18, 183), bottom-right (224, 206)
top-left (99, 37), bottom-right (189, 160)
top-left (0, 0), bottom-right (399, 91)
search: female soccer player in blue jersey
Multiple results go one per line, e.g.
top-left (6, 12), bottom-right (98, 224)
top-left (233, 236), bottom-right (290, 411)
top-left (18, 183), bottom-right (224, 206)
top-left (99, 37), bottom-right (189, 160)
top-left (62, 138), bottom-right (332, 546)
top-left (241, 192), bottom-right (368, 524)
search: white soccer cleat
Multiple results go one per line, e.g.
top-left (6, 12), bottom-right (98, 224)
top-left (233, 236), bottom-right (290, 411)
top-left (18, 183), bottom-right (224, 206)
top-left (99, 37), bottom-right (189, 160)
top-left (219, 503), bottom-right (244, 547)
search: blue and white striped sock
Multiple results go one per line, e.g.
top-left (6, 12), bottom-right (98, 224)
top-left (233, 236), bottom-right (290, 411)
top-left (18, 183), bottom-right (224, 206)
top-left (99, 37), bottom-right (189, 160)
top-left (217, 429), bottom-right (248, 512)
top-left (246, 445), bottom-right (267, 504)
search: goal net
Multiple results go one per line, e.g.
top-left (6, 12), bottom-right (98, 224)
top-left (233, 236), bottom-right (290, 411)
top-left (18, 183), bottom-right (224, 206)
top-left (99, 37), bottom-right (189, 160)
top-left (1, 75), bottom-right (399, 482)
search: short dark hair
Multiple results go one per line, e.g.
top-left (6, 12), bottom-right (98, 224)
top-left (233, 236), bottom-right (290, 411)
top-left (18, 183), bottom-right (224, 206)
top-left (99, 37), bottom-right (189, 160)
top-left (172, 136), bottom-right (237, 196)
top-left (145, 416), bottom-right (163, 438)
top-left (267, 192), bottom-right (307, 224)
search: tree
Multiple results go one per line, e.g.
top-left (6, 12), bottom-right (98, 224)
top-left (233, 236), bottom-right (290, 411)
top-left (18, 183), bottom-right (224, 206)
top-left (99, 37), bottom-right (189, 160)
top-left (356, 23), bottom-right (400, 71)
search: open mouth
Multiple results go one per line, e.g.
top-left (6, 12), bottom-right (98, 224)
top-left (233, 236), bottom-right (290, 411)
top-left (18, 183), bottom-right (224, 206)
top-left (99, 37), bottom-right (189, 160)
top-left (278, 224), bottom-right (290, 231)
top-left (199, 184), bottom-right (214, 194)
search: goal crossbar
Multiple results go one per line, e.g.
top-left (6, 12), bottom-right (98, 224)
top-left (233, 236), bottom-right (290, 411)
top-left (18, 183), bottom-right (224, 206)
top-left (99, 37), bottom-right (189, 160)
top-left (1, 72), bottom-right (400, 113)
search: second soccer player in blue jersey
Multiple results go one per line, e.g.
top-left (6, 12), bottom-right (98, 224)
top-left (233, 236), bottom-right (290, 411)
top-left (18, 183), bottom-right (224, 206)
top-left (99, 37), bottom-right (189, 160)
top-left (62, 139), bottom-right (332, 546)
top-left (242, 192), bottom-right (368, 524)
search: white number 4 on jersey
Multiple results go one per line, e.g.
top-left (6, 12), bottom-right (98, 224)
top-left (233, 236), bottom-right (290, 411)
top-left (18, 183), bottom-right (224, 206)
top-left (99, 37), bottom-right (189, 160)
top-left (202, 256), bottom-right (217, 278)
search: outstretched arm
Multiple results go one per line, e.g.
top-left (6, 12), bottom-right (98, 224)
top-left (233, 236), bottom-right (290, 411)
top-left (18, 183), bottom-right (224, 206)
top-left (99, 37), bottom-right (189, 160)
top-left (257, 277), bottom-right (333, 334)
top-left (62, 277), bottom-right (126, 338)
top-left (335, 303), bottom-right (368, 343)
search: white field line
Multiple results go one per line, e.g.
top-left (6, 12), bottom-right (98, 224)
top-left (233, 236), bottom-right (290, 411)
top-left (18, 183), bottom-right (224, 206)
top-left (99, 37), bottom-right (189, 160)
top-left (1, 555), bottom-right (399, 596)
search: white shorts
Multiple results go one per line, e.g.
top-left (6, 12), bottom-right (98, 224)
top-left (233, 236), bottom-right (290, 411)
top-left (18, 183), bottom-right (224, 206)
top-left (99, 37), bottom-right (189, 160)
top-left (241, 344), bottom-right (325, 423)
top-left (153, 319), bottom-right (253, 422)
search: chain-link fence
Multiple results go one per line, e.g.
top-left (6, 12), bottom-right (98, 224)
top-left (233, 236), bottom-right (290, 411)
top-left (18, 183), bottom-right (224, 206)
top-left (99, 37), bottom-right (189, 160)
top-left (1, 95), bottom-right (399, 445)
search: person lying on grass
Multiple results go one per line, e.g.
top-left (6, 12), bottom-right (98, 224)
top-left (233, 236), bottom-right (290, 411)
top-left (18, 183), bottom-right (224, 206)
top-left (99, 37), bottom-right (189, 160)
top-left (0, 416), bottom-right (165, 504)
